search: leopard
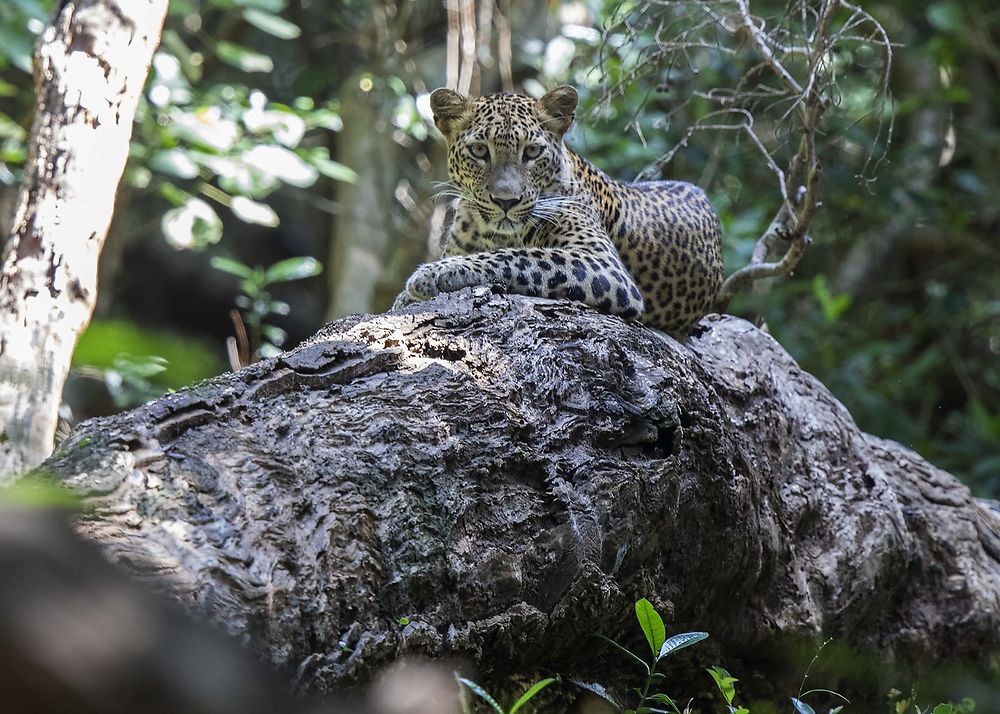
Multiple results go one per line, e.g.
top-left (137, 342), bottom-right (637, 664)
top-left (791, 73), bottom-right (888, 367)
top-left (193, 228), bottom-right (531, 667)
top-left (393, 85), bottom-right (724, 334)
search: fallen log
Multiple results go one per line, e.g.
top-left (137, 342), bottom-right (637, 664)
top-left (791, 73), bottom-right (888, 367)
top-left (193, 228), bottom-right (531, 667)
top-left (41, 289), bottom-right (1000, 705)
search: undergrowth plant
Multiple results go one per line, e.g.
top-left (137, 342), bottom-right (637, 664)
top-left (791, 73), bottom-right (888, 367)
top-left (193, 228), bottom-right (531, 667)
top-left (211, 255), bottom-right (322, 368)
top-left (456, 674), bottom-right (556, 714)
top-left (575, 597), bottom-right (708, 713)
top-left (452, 597), bottom-right (978, 713)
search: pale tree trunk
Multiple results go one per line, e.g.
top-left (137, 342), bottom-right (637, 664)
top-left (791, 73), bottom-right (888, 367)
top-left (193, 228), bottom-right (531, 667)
top-left (326, 79), bottom-right (400, 320)
top-left (0, 0), bottom-right (168, 480)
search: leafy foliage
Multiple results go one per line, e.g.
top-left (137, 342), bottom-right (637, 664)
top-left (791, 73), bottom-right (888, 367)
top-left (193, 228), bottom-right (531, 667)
top-left (212, 254), bottom-right (322, 365)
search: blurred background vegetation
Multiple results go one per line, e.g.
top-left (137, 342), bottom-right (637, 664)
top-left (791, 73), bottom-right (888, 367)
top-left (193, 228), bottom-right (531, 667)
top-left (0, 0), bottom-right (996, 495)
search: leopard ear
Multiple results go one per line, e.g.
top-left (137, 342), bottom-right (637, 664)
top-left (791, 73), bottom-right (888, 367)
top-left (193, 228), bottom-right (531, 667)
top-left (535, 85), bottom-right (578, 136)
top-left (430, 88), bottom-right (473, 139)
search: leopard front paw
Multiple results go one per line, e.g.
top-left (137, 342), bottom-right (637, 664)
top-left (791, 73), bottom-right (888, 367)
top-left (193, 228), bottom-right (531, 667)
top-left (404, 263), bottom-right (443, 301)
top-left (391, 290), bottom-right (419, 309)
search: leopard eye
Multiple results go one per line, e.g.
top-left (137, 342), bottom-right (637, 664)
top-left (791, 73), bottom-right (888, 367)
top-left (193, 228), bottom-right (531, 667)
top-left (468, 142), bottom-right (490, 160)
top-left (523, 143), bottom-right (544, 161)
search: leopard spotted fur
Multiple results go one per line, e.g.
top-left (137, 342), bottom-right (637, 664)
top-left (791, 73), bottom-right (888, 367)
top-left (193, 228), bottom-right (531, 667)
top-left (395, 85), bottom-right (723, 334)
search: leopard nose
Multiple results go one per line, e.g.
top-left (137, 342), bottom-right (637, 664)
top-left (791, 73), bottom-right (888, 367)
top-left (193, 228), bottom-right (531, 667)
top-left (491, 196), bottom-right (521, 212)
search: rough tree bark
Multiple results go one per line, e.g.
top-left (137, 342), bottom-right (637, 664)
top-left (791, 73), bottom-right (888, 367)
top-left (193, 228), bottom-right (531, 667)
top-left (0, 0), bottom-right (168, 479)
top-left (41, 291), bottom-right (1000, 705)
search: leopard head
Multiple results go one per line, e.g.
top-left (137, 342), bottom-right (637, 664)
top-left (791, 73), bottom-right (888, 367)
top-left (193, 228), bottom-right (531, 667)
top-left (430, 85), bottom-right (578, 234)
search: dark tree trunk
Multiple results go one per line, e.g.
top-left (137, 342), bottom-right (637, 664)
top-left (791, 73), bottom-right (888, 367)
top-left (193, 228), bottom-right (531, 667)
top-left (41, 291), bottom-right (1000, 705)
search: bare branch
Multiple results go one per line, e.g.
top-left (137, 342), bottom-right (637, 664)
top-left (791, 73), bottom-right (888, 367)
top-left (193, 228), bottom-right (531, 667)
top-left (598, 1), bottom-right (894, 312)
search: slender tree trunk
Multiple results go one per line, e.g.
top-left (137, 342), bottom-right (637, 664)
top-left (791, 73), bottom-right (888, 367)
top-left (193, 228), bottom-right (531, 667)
top-left (326, 78), bottom-right (399, 319)
top-left (0, 0), bottom-right (168, 480)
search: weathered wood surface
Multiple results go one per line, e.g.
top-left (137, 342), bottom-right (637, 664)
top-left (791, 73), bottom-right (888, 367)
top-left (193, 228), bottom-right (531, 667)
top-left (43, 289), bottom-right (1000, 700)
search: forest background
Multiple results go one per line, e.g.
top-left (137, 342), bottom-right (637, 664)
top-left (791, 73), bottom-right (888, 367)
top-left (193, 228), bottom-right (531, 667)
top-left (0, 0), bottom-right (996, 497)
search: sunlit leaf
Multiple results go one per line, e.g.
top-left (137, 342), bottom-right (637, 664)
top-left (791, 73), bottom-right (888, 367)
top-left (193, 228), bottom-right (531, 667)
top-left (233, 0), bottom-right (286, 11)
top-left (261, 324), bottom-right (288, 346)
top-left (259, 343), bottom-right (283, 359)
top-left (244, 145), bottom-right (318, 187)
top-left (150, 149), bottom-right (200, 179)
top-left (216, 41), bottom-right (273, 73)
top-left (172, 108), bottom-right (239, 151)
top-left (658, 631), bottom-right (708, 659)
top-left (118, 354), bottom-right (168, 377)
top-left (230, 196), bottom-right (280, 227)
top-left (312, 156), bottom-right (358, 183)
top-left (162, 197), bottom-right (223, 250)
top-left (242, 8), bottom-right (301, 39)
top-left (243, 107), bottom-right (306, 147)
top-left (264, 256), bottom-right (322, 284)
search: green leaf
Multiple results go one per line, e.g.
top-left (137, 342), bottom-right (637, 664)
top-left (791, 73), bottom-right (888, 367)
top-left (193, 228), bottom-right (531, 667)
top-left (215, 41), bottom-right (273, 73)
top-left (792, 698), bottom-right (817, 714)
top-left (259, 343), bottom-right (283, 359)
top-left (397, 616), bottom-right (410, 626)
top-left (706, 666), bottom-right (738, 706)
top-left (264, 256), bottom-right (322, 284)
top-left (597, 634), bottom-right (651, 675)
top-left (233, 0), bottom-right (286, 10)
top-left (926, 3), bottom-right (962, 32)
top-left (211, 256), bottom-right (256, 280)
top-left (111, 355), bottom-right (169, 379)
top-left (261, 324), bottom-right (288, 346)
top-left (456, 678), bottom-right (504, 714)
top-left (243, 8), bottom-right (301, 39)
top-left (509, 678), bottom-right (556, 714)
top-left (658, 631), bottom-right (708, 659)
top-left (647, 693), bottom-right (677, 708)
top-left (634, 598), bottom-right (666, 656)
top-left (933, 706), bottom-right (955, 714)
top-left (0, 25), bottom-right (34, 73)
top-left (0, 112), bottom-right (26, 140)
top-left (312, 156), bottom-right (358, 183)
top-left (0, 473), bottom-right (80, 509)
top-left (10, 0), bottom-right (50, 22)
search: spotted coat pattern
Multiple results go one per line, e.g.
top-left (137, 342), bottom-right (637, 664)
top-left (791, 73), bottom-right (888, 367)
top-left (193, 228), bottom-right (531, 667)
top-left (395, 86), bottom-right (723, 334)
